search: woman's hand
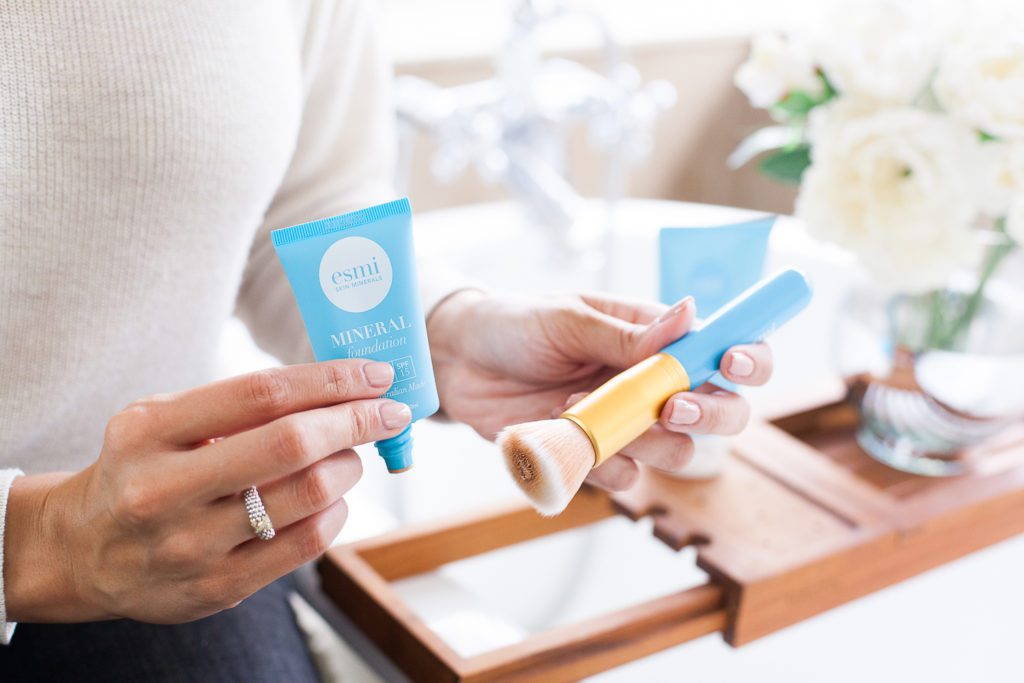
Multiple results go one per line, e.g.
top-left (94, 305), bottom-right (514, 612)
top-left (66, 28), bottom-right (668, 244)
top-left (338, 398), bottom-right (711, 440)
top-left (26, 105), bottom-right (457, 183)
top-left (5, 360), bottom-right (411, 624)
top-left (428, 290), bottom-right (773, 491)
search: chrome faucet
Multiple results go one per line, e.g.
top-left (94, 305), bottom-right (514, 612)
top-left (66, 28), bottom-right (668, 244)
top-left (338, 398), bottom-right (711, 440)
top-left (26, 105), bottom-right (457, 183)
top-left (395, 0), bottom-right (676, 253)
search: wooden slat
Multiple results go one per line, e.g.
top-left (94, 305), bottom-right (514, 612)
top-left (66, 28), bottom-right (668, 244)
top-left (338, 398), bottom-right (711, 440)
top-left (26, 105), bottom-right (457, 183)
top-left (322, 489), bottom-right (725, 682)
top-left (615, 452), bottom-right (860, 584)
top-left (729, 475), bottom-right (1024, 644)
top-left (731, 419), bottom-right (900, 530)
top-left (897, 453), bottom-right (1024, 527)
top-left (319, 548), bottom-right (465, 682)
top-left (356, 488), bottom-right (616, 581)
top-left (461, 584), bottom-right (726, 683)
top-left (767, 393), bottom-right (860, 435)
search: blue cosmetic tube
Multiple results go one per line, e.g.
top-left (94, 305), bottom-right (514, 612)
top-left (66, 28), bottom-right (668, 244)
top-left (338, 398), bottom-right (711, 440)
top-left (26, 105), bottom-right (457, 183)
top-left (271, 198), bottom-right (439, 473)
top-left (658, 216), bottom-right (776, 316)
top-left (658, 216), bottom-right (776, 475)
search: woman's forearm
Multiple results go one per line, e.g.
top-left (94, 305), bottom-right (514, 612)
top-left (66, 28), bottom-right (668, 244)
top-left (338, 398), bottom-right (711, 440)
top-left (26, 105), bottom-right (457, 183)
top-left (4, 471), bottom-right (102, 623)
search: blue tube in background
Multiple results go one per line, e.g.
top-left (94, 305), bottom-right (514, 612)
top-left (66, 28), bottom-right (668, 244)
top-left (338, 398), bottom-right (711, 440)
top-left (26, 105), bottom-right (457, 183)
top-left (659, 216), bottom-right (775, 390)
top-left (271, 198), bottom-right (439, 473)
top-left (661, 269), bottom-right (813, 388)
top-left (659, 216), bottom-right (775, 314)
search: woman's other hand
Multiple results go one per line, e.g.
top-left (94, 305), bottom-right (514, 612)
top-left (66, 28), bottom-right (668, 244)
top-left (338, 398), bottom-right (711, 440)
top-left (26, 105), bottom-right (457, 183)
top-left (5, 360), bottom-right (410, 623)
top-left (429, 290), bottom-right (773, 491)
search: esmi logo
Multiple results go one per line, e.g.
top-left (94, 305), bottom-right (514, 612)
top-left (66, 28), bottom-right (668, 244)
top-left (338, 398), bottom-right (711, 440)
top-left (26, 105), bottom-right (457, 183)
top-left (318, 236), bottom-right (393, 312)
top-left (331, 256), bottom-right (380, 285)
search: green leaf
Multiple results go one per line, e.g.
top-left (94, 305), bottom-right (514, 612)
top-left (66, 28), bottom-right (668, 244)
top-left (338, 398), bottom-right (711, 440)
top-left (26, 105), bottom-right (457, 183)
top-left (758, 144), bottom-right (812, 185)
top-left (769, 74), bottom-right (837, 121)
top-left (771, 91), bottom-right (818, 119)
top-left (979, 130), bottom-right (1000, 142)
top-left (819, 71), bottom-right (838, 102)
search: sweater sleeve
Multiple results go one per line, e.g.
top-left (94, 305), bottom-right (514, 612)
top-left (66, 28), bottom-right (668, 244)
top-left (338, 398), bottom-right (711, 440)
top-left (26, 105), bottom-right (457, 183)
top-left (235, 0), bottom-right (459, 364)
top-left (0, 468), bottom-right (24, 644)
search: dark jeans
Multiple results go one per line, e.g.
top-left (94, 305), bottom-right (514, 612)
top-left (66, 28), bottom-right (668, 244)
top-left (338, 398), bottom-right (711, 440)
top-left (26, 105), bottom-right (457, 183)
top-left (0, 576), bottom-right (320, 683)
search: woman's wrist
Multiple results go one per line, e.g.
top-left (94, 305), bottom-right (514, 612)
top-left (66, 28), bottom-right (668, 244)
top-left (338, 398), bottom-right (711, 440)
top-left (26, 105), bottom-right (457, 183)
top-left (5, 471), bottom-right (101, 622)
top-left (426, 288), bottom-right (488, 365)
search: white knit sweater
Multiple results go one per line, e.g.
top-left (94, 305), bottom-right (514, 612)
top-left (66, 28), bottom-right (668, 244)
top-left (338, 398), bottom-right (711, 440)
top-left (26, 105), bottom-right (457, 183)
top-left (0, 0), bottom-right (449, 640)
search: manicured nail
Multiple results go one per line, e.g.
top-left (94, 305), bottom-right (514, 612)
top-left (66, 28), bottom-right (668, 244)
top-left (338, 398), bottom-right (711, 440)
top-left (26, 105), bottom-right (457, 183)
top-left (728, 352), bottom-right (754, 378)
top-left (380, 402), bottom-right (411, 429)
top-left (364, 361), bottom-right (394, 388)
top-left (564, 392), bottom-right (588, 408)
top-left (654, 296), bottom-right (694, 325)
top-left (669, 398), bottom-right (701, 425)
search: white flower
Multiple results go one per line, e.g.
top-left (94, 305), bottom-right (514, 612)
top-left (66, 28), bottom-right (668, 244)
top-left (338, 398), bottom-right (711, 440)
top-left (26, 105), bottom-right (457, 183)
top-left (797, 101), bottom-right (982, 292)
top-left (1008, 196), bottom-right (1024, 245)
top-left (734, 34), bottom-right (821, 109)
top-left (807, 0), bottom-right (948, 104)
top-left (976, 140), bottom-right (1024, 217)
top-left (999, 143), bottom-right (1024, 244)
top-left (934, 20), bottom-right (1024, 139)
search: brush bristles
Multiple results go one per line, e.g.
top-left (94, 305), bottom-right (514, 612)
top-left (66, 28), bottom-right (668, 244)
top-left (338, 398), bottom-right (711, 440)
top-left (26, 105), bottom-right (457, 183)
top-left (496, 418), bottom-right (595, 516)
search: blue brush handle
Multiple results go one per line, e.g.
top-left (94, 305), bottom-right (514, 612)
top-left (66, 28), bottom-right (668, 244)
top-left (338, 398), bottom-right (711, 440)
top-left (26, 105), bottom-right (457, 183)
top-left (661, 269), bottom-right (813, 389)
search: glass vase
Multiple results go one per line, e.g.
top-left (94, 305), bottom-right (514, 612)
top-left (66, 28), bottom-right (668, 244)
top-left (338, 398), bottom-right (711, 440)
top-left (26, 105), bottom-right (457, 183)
top-left (834, 279), bottom-right (1024, 476)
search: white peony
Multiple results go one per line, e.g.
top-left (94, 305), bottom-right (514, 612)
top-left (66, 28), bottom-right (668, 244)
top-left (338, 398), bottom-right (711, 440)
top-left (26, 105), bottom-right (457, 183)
top-left (934, 21), bottom-right (1024, 139)
top-left (734, 34), bottom-right (822, 109)
top-left (1001, 143), bottom-right (1024, 244)
top-left (797, 100), bottom-right (982, 292)
top-left (976, 140), bottom-right (1024, 217)
top-left (807, 0), bottom-right (948, 104)
top-left (1009, 196), bottom-right (1024, 245)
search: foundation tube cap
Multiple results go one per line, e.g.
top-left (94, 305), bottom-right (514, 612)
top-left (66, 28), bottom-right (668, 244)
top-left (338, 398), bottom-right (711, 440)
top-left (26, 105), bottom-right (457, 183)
top-left (375, 425), bottom-right (414, 473)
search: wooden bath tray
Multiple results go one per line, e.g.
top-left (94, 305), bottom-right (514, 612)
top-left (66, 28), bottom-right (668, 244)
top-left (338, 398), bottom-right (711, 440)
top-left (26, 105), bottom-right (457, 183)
top-left (319, 399), bottom-right (1024, 682)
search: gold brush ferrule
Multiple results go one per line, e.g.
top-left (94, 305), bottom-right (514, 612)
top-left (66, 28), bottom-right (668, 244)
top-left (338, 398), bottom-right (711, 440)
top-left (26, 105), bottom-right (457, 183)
top-left (560, 353), bottom-right (690, 467)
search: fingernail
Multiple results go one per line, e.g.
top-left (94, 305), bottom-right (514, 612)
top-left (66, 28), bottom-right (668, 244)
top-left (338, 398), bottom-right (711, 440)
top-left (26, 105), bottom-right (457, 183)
top-left (669, 398), bottom-right (701, 425)
top-left (380, 402), bottom-right (411, 429)
top-left (364, 361), bottom-right (394, 388)
top-left (564, 392), bottom-right (588, 408)
top-left (728, 352), bottom-right (754, 378)
top-left (654, 296), bottom-right (694, 325)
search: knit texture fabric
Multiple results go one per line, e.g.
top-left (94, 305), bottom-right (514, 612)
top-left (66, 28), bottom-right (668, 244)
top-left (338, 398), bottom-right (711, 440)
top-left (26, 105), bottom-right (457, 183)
top-left (0, 0), bottom-right (449, 639)
top-left (0, 470), bottom-right (23, 643)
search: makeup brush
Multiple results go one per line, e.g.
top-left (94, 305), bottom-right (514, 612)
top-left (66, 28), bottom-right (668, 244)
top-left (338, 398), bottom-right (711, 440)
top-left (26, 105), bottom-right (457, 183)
top-left (497, 269), bottom-right (813, 515)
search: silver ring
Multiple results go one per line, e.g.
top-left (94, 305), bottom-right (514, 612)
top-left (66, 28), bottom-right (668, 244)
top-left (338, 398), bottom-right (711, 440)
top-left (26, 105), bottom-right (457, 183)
top-left (243, 486), bottom-right (275, 541)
